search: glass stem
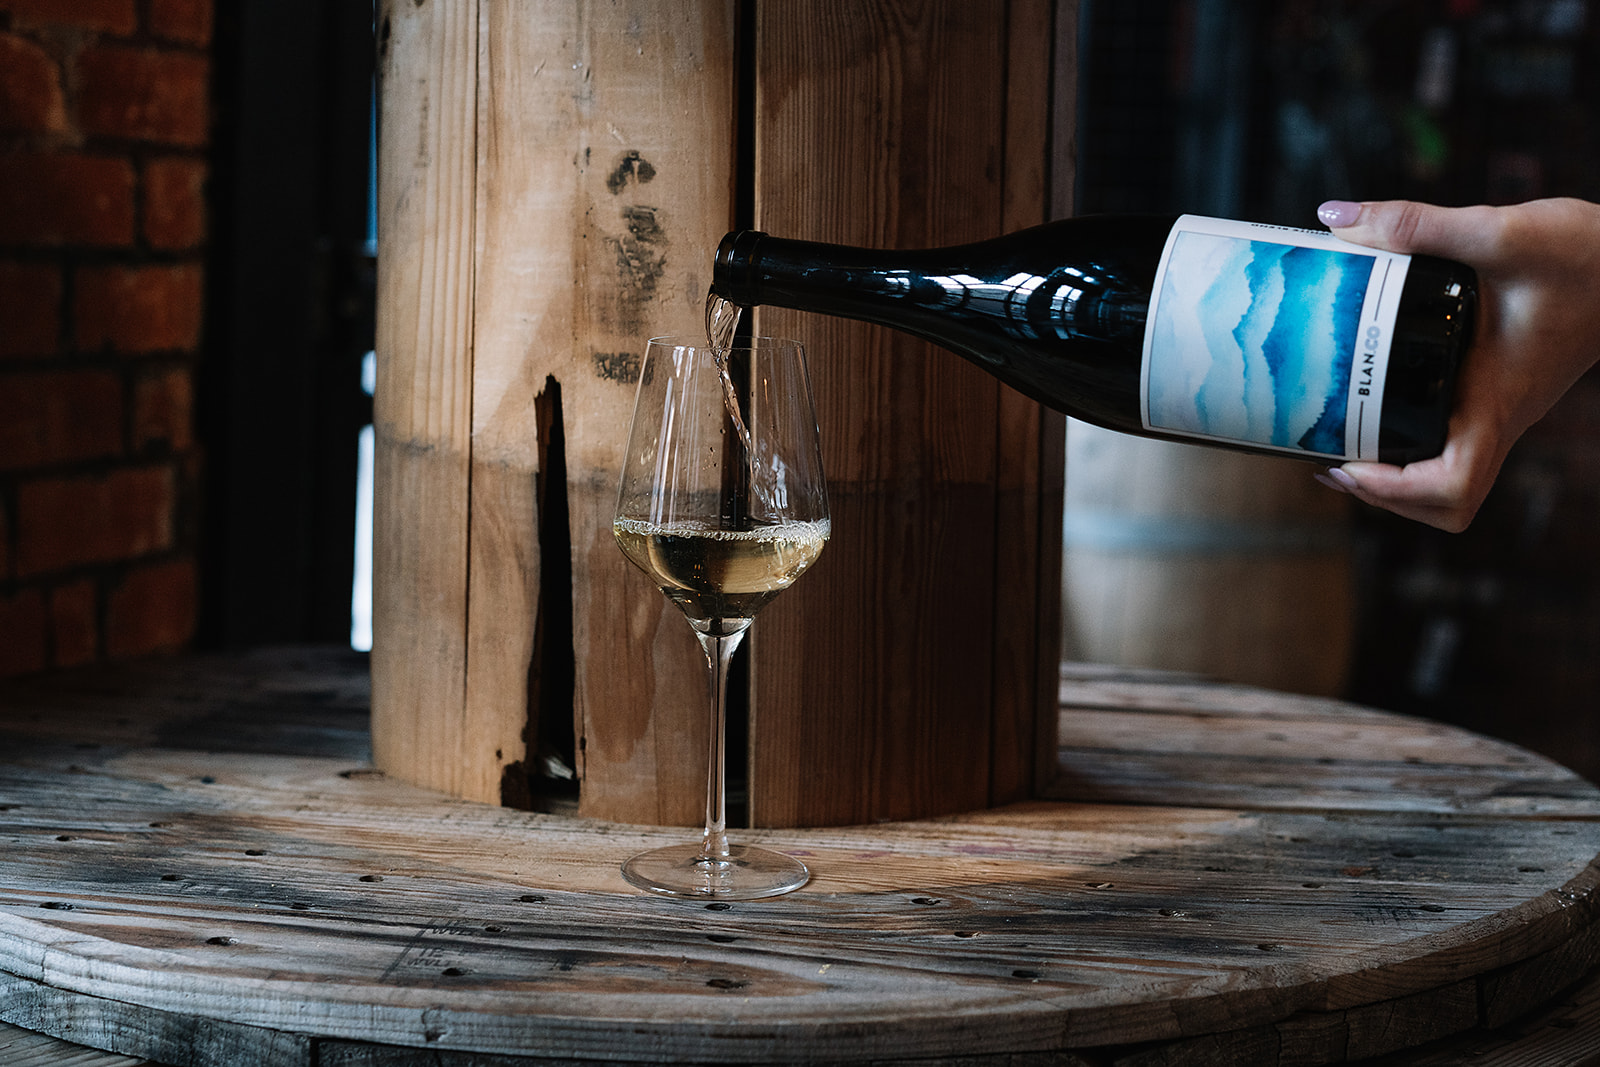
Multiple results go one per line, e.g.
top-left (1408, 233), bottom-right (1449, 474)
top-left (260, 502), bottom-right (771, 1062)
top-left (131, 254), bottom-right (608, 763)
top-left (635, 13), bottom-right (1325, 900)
top-left (694, 626), bottom-right (746, 862)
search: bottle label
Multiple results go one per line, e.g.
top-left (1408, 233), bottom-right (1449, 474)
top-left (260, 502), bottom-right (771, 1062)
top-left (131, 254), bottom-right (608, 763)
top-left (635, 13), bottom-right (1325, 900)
top-left (1140, 215), bottom-right (1411, 460)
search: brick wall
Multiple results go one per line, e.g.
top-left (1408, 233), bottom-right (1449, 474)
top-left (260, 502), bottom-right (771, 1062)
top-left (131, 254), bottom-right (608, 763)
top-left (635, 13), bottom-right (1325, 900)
top-left (0, 0), bottom-right (209, 676)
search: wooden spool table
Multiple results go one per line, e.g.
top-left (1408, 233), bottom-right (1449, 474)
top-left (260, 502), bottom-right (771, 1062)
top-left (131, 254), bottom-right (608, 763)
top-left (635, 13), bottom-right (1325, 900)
top-left (3, 648), bottom-right (1600, 1066)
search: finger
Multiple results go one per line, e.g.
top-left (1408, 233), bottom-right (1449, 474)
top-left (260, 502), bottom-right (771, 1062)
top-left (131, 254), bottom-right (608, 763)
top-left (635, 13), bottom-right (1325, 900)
top-left (1325, 459), bottom-right (1483, 533)
top-left (1315, 466), bottom-right (1476, 532)
top-left (1316, 199), bottom-right (1504, 263)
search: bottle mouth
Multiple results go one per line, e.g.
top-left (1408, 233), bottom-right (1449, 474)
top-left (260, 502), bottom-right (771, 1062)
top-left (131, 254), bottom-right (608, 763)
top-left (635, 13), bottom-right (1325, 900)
top-left (711, 230), bottom-right (766, 305)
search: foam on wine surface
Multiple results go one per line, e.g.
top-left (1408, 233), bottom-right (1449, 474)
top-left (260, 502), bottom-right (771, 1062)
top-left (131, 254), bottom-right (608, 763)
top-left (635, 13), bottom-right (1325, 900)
top-left (613, 516), bottom-right (829, 627)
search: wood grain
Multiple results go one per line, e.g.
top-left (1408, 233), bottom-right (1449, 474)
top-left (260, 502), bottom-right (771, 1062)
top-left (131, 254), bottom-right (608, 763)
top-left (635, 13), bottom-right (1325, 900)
top-left (371, 0), bottom-right (478, 799)
top-left (3, 651), bottom-right (1600, 1065)
top-left (0, 1019), bottom-right (155, 1067)
top-left (990, 0), bottom-right (1064, 808)
top-left (746, 0), bottom-right (1058, 826)
top-left (558, 0), bottom-right (738, 822)
top-left (372, 2), bottom-right (737, 819)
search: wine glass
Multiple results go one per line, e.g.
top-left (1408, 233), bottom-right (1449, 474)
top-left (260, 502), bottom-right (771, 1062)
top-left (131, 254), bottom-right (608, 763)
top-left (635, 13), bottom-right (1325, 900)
top-left (613, 335), bottom-right (829, 899)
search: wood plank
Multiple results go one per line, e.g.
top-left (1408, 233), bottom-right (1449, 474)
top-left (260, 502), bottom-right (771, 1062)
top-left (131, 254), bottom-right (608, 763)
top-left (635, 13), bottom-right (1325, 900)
top-left (316, 1040), bottom-right (1104, 1067)
top-left (0, 973), bottom-right (308, 1067)
top-left (371, 0), bottom-right (479, 799)
top-left (1480, 919), bottom-right (1600, 1029)
top-left (455, 0), bottom-right (556, 804)
top-left (990, 0), bottom-right (1062, 807)
top-left (1049, 681), bottom-right (1600, 816)
top-left (0, 1019), bottom-right (153, 1067)
top-left (556, 0), bottom-right (738, 822)
top-left (1360, 963), bottom-right (1600, 1065)
top-left (746, 0), bottom-right (1031, 826)
top-left (373, 1), bottom-right (738, 820)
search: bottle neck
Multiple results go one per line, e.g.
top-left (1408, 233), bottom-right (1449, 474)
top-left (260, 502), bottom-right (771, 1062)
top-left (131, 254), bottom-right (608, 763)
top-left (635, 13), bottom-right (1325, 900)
top-left (713, 231), bottom-right (925, 319)
top-left (711, 228), bottom-right (1151, 347)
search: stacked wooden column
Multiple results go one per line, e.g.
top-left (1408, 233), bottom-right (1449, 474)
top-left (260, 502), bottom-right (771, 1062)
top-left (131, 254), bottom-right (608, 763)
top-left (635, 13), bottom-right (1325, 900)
top-left (373, 0), bottom-right (1064, 826)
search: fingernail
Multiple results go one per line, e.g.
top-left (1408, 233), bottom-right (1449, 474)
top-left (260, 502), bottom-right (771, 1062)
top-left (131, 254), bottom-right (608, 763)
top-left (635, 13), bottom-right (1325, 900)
top-left (1316, 467), bottom-right (1359, 493)
top-left (1313, 472), bottom-right (1346, 494)
top-left (1317, 200), bottom-right (1361, 228)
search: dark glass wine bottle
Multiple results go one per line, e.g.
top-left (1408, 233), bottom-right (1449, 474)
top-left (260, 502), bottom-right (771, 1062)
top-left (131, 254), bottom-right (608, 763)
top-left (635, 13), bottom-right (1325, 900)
top-left (711, 214), bottom-right (1476, 464)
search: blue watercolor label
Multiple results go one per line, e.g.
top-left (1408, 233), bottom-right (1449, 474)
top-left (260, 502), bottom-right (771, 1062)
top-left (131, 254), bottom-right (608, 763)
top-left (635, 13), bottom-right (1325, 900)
top-left (1141, 215), bottom-right (1410, 460)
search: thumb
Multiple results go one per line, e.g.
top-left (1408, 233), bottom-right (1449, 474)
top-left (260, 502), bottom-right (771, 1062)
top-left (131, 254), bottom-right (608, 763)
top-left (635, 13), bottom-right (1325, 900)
top-left (1317, 199), bottom-right (1501, 262)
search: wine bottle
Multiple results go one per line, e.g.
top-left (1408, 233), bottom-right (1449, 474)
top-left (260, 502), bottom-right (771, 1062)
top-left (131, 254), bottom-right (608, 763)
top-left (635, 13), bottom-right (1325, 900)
top-left (710, 214), bottom-right (1477, 464)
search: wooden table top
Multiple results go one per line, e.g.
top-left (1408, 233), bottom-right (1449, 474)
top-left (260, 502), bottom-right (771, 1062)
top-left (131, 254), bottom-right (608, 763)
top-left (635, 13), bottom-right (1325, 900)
top-left (2, 647), bottom-right (1598, 1066)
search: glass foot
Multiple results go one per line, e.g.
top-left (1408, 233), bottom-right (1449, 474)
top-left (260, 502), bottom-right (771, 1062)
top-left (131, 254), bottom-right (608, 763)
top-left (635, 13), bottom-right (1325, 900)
top-left (621, 842), bottom-right (809, 900)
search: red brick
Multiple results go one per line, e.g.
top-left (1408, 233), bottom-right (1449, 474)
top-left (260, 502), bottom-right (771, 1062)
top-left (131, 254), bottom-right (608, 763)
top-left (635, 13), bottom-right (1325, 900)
top-left (78, 46), bottom-right (209, 148)
top-left (0, 0), bottom-right (136, 35)
top-left (0, 587), bottom-right (48, 677)
top-left (106, 557), bottom-right (194, 658)
top-left (142, 157), bottom-right (207, 250)
top-left (133, 366), bottom-right (192, 452)
top-left (0, 368), bottom-right (123, 470)
top-left (0, 32), bottom-right (66, 134)
top-left (0, 262), bottom-right (62, 358)
top-left (0, 154), bottom-right (137, 248)
top-left (50, 578), bottom-right (97, 666)
top-left (16, 465), bottom-right (175, 576)
top-left (75, 263), bottom-right (203, 353)
top-left (148, 0), bottom-right (212, 47)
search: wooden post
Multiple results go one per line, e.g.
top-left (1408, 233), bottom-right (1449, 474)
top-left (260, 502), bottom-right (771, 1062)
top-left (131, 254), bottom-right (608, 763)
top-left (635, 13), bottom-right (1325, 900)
top-left (373, 0), bottom-right (1063, 826)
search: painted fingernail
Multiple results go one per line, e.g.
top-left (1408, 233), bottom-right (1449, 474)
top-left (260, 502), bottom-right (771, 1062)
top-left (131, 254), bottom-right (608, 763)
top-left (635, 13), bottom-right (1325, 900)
top-left (1316, 467), bottom-right (1359, 493)
top-left (1317, 200), bottom-right (1361, 228)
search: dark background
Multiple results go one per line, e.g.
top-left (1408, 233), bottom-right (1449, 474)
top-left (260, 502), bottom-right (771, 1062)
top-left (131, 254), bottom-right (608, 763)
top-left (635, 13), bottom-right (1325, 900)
top-left (1077, 0), bottom-right (1600, 777)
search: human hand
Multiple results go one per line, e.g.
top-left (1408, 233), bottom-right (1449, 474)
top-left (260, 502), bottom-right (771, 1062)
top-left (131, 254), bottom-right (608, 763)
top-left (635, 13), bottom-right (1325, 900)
top-left (1314, 197), bottom-right (1600, 532)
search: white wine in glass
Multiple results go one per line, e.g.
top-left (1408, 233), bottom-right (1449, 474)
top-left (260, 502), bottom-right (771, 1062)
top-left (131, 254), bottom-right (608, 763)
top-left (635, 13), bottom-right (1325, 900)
top-left (613, 335), bottom-right (829, 899)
